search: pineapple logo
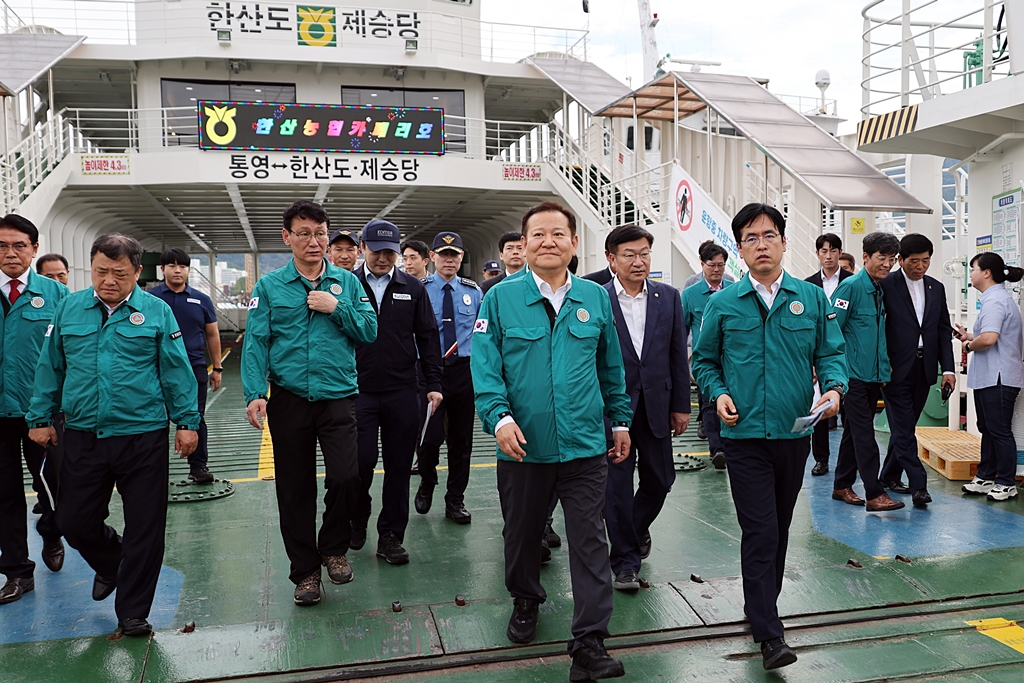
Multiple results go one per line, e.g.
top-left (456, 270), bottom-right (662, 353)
top-left (297, 7), bottom-right (336, 47)
top-left (204, 105), bottom-right (238, 146)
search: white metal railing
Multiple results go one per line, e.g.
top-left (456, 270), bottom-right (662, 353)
top-left (1, 0), bottom-right (25, 32)
top-left (743, 160), bottom-right (819, 278)
top-left (5, 0), bottom-right (587, 63)
top-left (775, 94), bottom-right (839, 117)
top-left (862, 0), bottom-right (1008, 116)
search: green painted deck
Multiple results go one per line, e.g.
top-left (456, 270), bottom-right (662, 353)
top-left (6, 353), bottom-right (1024, 682)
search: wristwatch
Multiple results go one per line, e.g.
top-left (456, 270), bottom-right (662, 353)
top-left (824, 384), bottom-right (845, 406)
top-left (211, 367), bottom-right (224, 373)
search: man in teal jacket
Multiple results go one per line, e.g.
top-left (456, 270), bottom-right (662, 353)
top-left (26, 233), bottom-right (199, 637)
top-left (242, 200), bottom-right (377, 607)
top-left (693, 203), bottom-right (846, 670)
top-left (472, 201), bottom-right (631, 682)
top-left (831, 231), bottom-right (905, 512)
top-left (0, 215), bottom-right (68, 605)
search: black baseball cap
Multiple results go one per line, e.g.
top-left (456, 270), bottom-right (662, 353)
top-left (329, 229), bottom-right (359, 247)
top-left (361, 219), bottom-right (401, 252)
top-left (483, 260), bottom-right (500, 271)
top-left (432, 231), bottom-right (464, 254)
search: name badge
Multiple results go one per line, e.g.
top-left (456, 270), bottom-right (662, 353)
top-left (392, 293), bottom-right (411, 301)
top-left (187, 298), bottom-right (202, 305)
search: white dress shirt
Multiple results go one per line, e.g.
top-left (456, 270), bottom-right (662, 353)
top-left (753, 271), bottom-right (785, 310)
top-left (613, 276), bottom-right (648, 357)
top-left (533, 270), bottom-right (572, 314)
top-left (0, 269), bottom-right (28, 300)
top-left (821, 269), bottom-right (841, 301)
top-left (906, 275), bottom-right (926, 347)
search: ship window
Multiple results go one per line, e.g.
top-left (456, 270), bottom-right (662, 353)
top-left (161, 79), bottom-right (296, 144)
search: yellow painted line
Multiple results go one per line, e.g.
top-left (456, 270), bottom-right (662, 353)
top-left (966, 618), bottom-right (1024, 654)
top-left (206, 348), bottom-right (232, 374)
top-left (256, 423), bottom-right (275, 480)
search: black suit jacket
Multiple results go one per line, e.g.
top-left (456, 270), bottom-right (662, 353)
top-left (879, 269), bottom-right (956, 385)
top-left (805, 268), bottom-right (854, 289)
top-left (583, 267), bottom-right (613, 285)
top-left (604, 278), bottom-right (690, 439)
top-left (480, 272), bottom-right (506, 295)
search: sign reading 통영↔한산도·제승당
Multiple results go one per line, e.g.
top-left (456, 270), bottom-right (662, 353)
top-left (198, 102), bottom-right (445, 155)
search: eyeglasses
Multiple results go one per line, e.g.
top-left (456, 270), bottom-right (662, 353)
top-left (289, 230), bottom-right (329, 243)
top-left (0, 242), bottom-right (32, 253)
top-left (741, 232), bottom-right (780, 248)
top-left (703, 262), bottom-right (726, 269)
top-left (617, 251), bottom-right (651, 262)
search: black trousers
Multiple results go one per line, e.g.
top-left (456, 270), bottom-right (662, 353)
top-left (418, 359), bottom-right (474, 506)
top-left (811, 420), bottom-right (830, 464)
top-left (266, 386), bottom-right (359, 584)
top-left (834, 379), bottom-right (885, 500)
top-left (696, 387), bottom-right (723, 453)
top-left (722, 436), bottom-right (809, 643)
top-left (187, 367), bottom-right (209, 469)
top-left (59, 428), bottom-right (168, 621)
top-left (974, 383), bottom-right (1021, 487)
top-left (355, 388), bottom-right (420, 542)
top-left (880, 356), bottom-right (932, 491)
top-left (497, 454), bottom-right (613, 655)
top-left (605, 393), bottom-right (675, 574)
top-left (0, 417), bottom-right (60, 579)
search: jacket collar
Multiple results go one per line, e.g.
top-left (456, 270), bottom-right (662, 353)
top-left (84, 283), bottom-right (145, 312)
top-left (284, 257), bottom-right (344, 284)
top-left (734, 270), bottom-right (800, 298)
top-left (524, 270), bottom-right (581, 305)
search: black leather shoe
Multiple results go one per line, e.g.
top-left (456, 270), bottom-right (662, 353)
top-left (376, 531), bottom-right (410, 565)
top-left (32, 502), bottom-right (42, 515)
top-left (0, 577), bottom-right (34, 604)
top-left (445, 502), bottom-right (472, 524)
top-left (544, 523), bottom-right (561, 548)
top-left (912, 489), bottom-right (932, 508)
top-left (884, 480), bottom-right (911, 494)
top-left (93, 574), bottom-right (117, 601)
top-left (506, 597), bottom-right (539, 644)
top-left (414, 484), bottom-right (433, 514)
top-left (696, 422), bottom-right (707, 440)
top-left (42, 538), bottom-right (65, 572)
top-left (188, 466), bottom-right (214, 484)
top-left (570, 635), bottom-right (625, 680)
top-left (811, 461), bottom-right (829, 476)
top-left (711, 449), bottom-right (727, 469)
top-left (638, 532), bottom-right (652, 560)
top-left (761, 637), bottom-right (798, 670)
top-left (350, 519), bottom-right (368, 551)
top-left (118, 618), bottom-right (153, 637)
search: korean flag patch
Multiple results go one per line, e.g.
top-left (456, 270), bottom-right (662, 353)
top-left (473, 319), bottom-right (488, 334)
top-left (834, 298), bottom-right (849, 310)
top-left (248, 297), bottom-right (260, 309)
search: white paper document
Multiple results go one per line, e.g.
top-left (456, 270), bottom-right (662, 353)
top-left (419, 401), bottom-right (434, 447)
top-left (791, 398), bottom-right (835, 434)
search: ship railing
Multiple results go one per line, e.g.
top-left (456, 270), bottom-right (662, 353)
top-left (862, 0), bottom-right (1009, 117)
top-left (1, 0), bottom-right (26, 32)
top-left (774, 94), bottom-right (839, 117)
top-left (742, 160), bottom-right (819, 278)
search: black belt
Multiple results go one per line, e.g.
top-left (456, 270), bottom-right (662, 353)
top-left (444, 357), bottom-right (470, 367)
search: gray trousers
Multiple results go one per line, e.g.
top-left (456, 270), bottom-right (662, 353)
top-left (497, 454), bottom-right (613, 654)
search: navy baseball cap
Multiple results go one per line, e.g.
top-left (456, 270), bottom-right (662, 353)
top-left (361, 219), bottom-right (401, 252)
top-left (432, 231), bottom-right (464, 254)
top-left (329, 229), bottom-right (359, 247)
top-left (484, 260), bottom-right (500, 271)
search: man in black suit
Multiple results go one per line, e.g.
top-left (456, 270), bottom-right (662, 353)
top-left (879, 233), bottom-right (956, 508)
top-left (481, 232), bottom-right (526, 294)
top-left (583, 231), bottom-right (616, 284)
top-left (804, 233), bottom-right (853, 476)
top-left (602, 224), bottom-right (690, 591)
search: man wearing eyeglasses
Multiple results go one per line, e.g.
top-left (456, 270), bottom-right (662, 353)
top-left (692, 203), bottom-right (846, 670)
top-left (830, 231), bottom-right (905, 513)
top-left (242, 199), bottom-right (377, 607)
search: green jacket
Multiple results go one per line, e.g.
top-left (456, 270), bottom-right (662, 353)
top-left (831, 268), bottom-right (890, 383)
top-left (25, 285), bottom-right (201, 437)
top-left (692, 272), bottom-right (848, 440)
top-left (1, 270), bottom-right (68, 418)
top-left (471, 272), bottom-right (632, 463)
top-left (242, 258), bottom-right (377, 403)
top-left (682, 278), bottom-right (735, 347)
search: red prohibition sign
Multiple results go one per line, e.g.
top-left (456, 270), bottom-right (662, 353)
top-left (676, 179), bottom-right (694, 231)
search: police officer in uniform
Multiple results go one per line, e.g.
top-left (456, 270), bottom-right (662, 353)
top-left (415, 232), bottom-right (481, 524)
top-left (693, 204), bottom-right (846, 670)
top-left (328, 229), bottom-right (360, 271)
top-left (0, 215), bottom-right (68, 605)
top-left (351, 220), bottom-right (443, 565)
top-left (243, 200), bottom-right (377, 606)
top-left (27, 233), bottom-right (200, 636)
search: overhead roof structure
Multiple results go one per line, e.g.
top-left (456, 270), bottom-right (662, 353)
top-left (0, 32), bottom-right (85, 96)
top-left (597, 71), bottom-right (933, 214)
top-left (525, 57), bottom-right (631, 115)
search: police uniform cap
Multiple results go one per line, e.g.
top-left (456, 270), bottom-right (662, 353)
top-left (432, 231), bottom-right (465, 254)
top-left (329, 230), bottom-right (360, 247)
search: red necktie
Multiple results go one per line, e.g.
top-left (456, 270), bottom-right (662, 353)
top-left (8, 280), bottom-right (20, 305)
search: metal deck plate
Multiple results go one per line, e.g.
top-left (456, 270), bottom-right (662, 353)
top-left (168, 478), bottom-right (235, 503)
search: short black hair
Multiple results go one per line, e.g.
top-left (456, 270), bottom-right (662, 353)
top-left (731, 203), bottom-right (786, 243)
top-left (91, 233), bottom-right (143, 269)
top-left (160, 248), bottom-right (191, 267)
top-left (522, 201), bottom-right (577, 237)
top-left (283, 199), bottom-right (330, 232)
top-left (698, 240), bottom-right (728, 263)
top-left (862, 231), bottom-right (900, 257)
top-left (36, 253), bottom-right (68, 273)
top-left (816, 233), bottom-right (842, 251)
top-left (402, 240), bottom-right (430, 259)
top-left (899, 233), bottom-right (933, 259)
top-left (0, 214), bottom-right (39, 244)
top-left (606, 224), bottom-right (654, 252)
top-left (498, 232), bottom-right (523, 251)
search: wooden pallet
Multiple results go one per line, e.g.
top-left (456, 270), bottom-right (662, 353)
top-left (917, 427), bottom-right (980, 481)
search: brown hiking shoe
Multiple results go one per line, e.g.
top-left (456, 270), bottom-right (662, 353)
top-left (294, 570), bottom-right (322, 606)
top-left (322, 555), bottom-right (353, 585)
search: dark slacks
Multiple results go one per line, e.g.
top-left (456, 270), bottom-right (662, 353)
top-left (880, 356), bottom-right (932, 490)
top-left (974, 383), bottom-right (1021, 487)
top-left (722, 436), bottom-right (809, 643)
top-left (834, 379), bottom-right (885, 500)
top-left (497, 454), bottom-right (613, 655)
top-left (418, 359), bottom-right (474, 506)
top-left (355, 388), bottom-right (420, 541)
top-left (811, 420), bottom-right (830, 464)
top-left (266, 385), bottom-right (359, 584)
top-left (59, 428), bottom-right (168, 621)
top-left (187, 367), bottom-right (209, 469)
top-left (696, 387), bottom-right (723, 453)
top-left (605, 393), bottom-right (675, 574)
top-left (0, 417), bottom-right (60, 579)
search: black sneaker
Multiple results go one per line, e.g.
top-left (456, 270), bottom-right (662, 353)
top-left (544, 523), bottom-right (561, 548)
top-left (414, 483), bottom-right (433, 514)
top-left (118, 618), bottom-right (153, 637)
top-left (445, 502), bottom-right (472, 524)
top-left (613, 569), bottom-right (641, 591)
top-left (188, 467), bottom-right (214, 484)
top-left (638, 532), bottom-right (652, 560)
top-left (294, 571), bottom-right (322, 606)
top-left (761, 637), bottom-right (797, 670)
top-left (711, 449), bottom-right (727, 469)
top-left (376, 531), bottom-right (410, 565)
top-left (570, 635), bottom-right (625, 680)
top-left (507, 597), bottom-right (540, 644)
top-left (697, 422), bottom-right (707, 440)
top-left (350, 518), bottom-right (368, 551)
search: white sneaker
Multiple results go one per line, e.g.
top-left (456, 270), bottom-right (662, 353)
top-left (962, 477), bottom-right (995, 495)
top-left (987, 485), bottom-right (1018, 502)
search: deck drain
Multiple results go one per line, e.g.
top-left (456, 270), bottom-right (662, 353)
top-left (673, 454), bottom-right (708, 472)
top-left (168, 478), bottom-right (235, 503)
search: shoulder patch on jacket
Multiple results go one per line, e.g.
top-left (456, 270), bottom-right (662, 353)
top-left (827, 312), bottom-right (837, 320)
top-left (248, 297), bottom-right (259, 309)
top-left (460, 277), bottom-right (481, 291)
top-left (473, 319), bottom-right (488, 334)
top-left (170, 330), bottom-right (182, 340)
top-left (834, 298), bottom-right (849, 310)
